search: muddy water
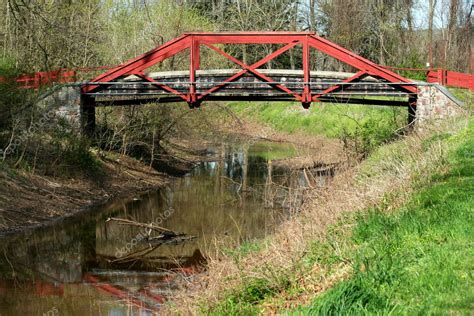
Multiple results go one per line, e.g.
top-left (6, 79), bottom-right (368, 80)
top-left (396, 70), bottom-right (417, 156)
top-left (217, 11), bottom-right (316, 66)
top-left (0, 141), bottom-right (329, 315)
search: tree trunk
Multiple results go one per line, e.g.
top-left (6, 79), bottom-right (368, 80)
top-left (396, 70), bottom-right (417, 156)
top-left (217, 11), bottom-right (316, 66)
top-left (446, 0), bottom-right (459, 69)
top-left (428, 0), bottom-right (436, 67)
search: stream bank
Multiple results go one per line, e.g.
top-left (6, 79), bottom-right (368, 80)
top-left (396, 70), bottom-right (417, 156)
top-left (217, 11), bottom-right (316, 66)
top-left (0, 152), bottom-right (170, 235)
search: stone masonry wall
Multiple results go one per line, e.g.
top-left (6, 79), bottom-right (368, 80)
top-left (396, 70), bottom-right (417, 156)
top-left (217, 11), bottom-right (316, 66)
top-left (37, 86), bottom-right (82, 131)
top-left (416, 85), bottom-right (465, 126)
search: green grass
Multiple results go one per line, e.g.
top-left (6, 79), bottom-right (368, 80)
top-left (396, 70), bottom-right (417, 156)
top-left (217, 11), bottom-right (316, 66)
top-left (291, 119), bottom-right (474, 315)
top-left (222, 240), bottom-right (264, 260)
top-left (207, 278), bottom-right (275, 315)
top-left (449, 88), bottom-right (474, 106)
top-left (196, 94), bottom-right (472, 315)
top-left (248, 142), bottom-right (300, 161)
top-left (228, 101), bottom-right (407, 139)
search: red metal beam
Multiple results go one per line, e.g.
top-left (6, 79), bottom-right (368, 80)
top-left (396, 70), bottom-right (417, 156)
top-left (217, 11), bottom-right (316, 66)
top-left (134, 73), bottom-right (188, 101)
top-left (312, 71), bottom-right (368, 101)
top-left (191, 32), bottom-right (313, 44)
top-left (199, 41), bottom-right (300, 100)
top-left (82, 34), bottom-right (191, 93)
top-left (189, 38), bottom-right (200, 107)
top-left (307, 35), bottom-right (417, 94)
top-left (203, 42), bottom-right (301, 101)
top-left (302, 35), bottom-right (311, 108)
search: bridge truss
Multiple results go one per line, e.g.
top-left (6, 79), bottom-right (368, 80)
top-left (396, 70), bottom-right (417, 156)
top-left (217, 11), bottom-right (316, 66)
top-left (81, 32), bottom-right (418, 111)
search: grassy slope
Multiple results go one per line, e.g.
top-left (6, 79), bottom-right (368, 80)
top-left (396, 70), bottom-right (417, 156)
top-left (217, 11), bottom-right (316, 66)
top-left (202, 118), bottom-right (473, 316)
top-left (228, 101), bottom-right (406, 138)
top-left (291, 119), bottom-right (474, 314)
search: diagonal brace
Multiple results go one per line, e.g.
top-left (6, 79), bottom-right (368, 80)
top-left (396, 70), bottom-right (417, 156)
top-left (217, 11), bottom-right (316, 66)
top-left (134, 73), bottom-right (188, 102)
top-left (205, 42), bottom-right (302, 100)
top-left (312, 71), bottom-right (368, 101)
top-left (199, 41), bottom-right (300, 100)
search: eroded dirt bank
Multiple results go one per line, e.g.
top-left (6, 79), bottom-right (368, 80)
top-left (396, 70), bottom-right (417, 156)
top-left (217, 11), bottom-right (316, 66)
top-left (0, 133), bottom-right (220, 235)
top-left (0, 154), bottom-right (169, 234)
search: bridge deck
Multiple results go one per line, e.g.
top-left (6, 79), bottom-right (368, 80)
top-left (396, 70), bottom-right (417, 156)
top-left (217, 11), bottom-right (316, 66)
top-left (86, 69), bottom-right (413, 107)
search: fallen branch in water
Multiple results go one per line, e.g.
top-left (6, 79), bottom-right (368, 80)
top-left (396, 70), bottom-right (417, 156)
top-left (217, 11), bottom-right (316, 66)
top-left (110, 235), bottom-right (197, 264)
top-left (106, 217), bottom-right (174, 234)
top-left (105, 217), bottom-right (196, 264)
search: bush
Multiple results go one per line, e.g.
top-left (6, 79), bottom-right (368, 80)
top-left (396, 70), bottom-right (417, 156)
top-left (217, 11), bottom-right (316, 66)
top-left (339, 117), bottom-right (400, 159)
top-left (46, 131), bottom-right (101, 177)
top-left (63, 137), bottom-right (100, 172)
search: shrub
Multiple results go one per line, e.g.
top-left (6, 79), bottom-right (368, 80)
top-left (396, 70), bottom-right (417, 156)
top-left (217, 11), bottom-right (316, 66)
top-left (339, 117), bottom-right (400, 159)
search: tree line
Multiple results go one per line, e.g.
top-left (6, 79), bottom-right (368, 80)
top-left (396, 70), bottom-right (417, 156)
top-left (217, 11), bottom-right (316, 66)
top-left (0, 0), bottom-right (472, 74)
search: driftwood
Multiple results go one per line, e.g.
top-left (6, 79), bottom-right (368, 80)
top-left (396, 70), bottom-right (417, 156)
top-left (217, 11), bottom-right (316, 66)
top-left (109, 235), bottom-right (198, 264)
top-left (105, 217), bottom-right (196, 264)
top-left (106, 217), bottom-right (174, 234)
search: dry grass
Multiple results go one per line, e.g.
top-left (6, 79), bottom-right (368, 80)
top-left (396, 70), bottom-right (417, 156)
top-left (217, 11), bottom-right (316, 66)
top-left (163, 115), bottom-right (468, 315)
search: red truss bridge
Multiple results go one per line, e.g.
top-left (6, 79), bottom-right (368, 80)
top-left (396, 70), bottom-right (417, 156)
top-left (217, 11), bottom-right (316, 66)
top-left (80, 32), bottom-right (421, 110)
top-left (3, 32), bottom-right (471, 132)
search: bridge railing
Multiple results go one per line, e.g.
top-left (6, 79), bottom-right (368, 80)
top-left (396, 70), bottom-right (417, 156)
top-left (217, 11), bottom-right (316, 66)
top-left (3, 66), bottom-right (473, 91)
top-left (382, 66), bottom-right (473, 91)
top-left (426, 69), bottom-right (473, 90)
top-left (14, 69), bottom-right (77, 89)
top-left (0, 66), bottom-right (116, 89)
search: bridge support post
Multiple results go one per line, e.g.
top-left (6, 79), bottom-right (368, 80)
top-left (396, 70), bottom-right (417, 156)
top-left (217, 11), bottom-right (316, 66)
top-left (414, 85), bottom-right (464, 128)
top-left (188, 38), bottom-right (201, 109)
top-left (408, 96), bottom-right (417, 127)
top-left (80, 95), bottom-right (96, 137)
top-left (302, 35), bottom-right (311, 109)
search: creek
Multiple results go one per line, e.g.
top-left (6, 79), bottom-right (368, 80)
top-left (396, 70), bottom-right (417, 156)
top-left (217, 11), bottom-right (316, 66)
top-left (0, 140), bottom-right (331, 315)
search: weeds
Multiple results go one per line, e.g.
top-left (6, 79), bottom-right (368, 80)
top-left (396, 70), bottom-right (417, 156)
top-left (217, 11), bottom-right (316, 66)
top-left (60, 136), bottom-right (101, 175)
top-left (223, 241), bottom-right (263, 263)
top-left (339, 116), bottom-right (400, 158)
top-left (205, 276), bottom-right (290, 315)
top-left (228, 101), bottom-right (406, 140)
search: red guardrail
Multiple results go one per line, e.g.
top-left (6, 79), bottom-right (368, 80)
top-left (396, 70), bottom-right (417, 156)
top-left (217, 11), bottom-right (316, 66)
top-left (14, 69), bottom-right (77, 88)
top-left (426, 69), bottom-right (474, 90)
top-left (0, 69), bottom-right (77, 89)
top-left (383, 66), bottom-right (473, 91)
top-left (0, 66), bottom-right (116, 89)
top-left (2, 65), bottom-right (473, 91)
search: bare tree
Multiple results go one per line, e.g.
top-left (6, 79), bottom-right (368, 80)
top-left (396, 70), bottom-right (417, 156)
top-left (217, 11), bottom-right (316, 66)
top-left (428, 0), bottom-right (437, 66)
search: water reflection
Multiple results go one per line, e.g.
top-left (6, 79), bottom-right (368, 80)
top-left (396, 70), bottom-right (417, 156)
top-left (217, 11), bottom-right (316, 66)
top-left (0, 141), bottom-right (330, 315)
